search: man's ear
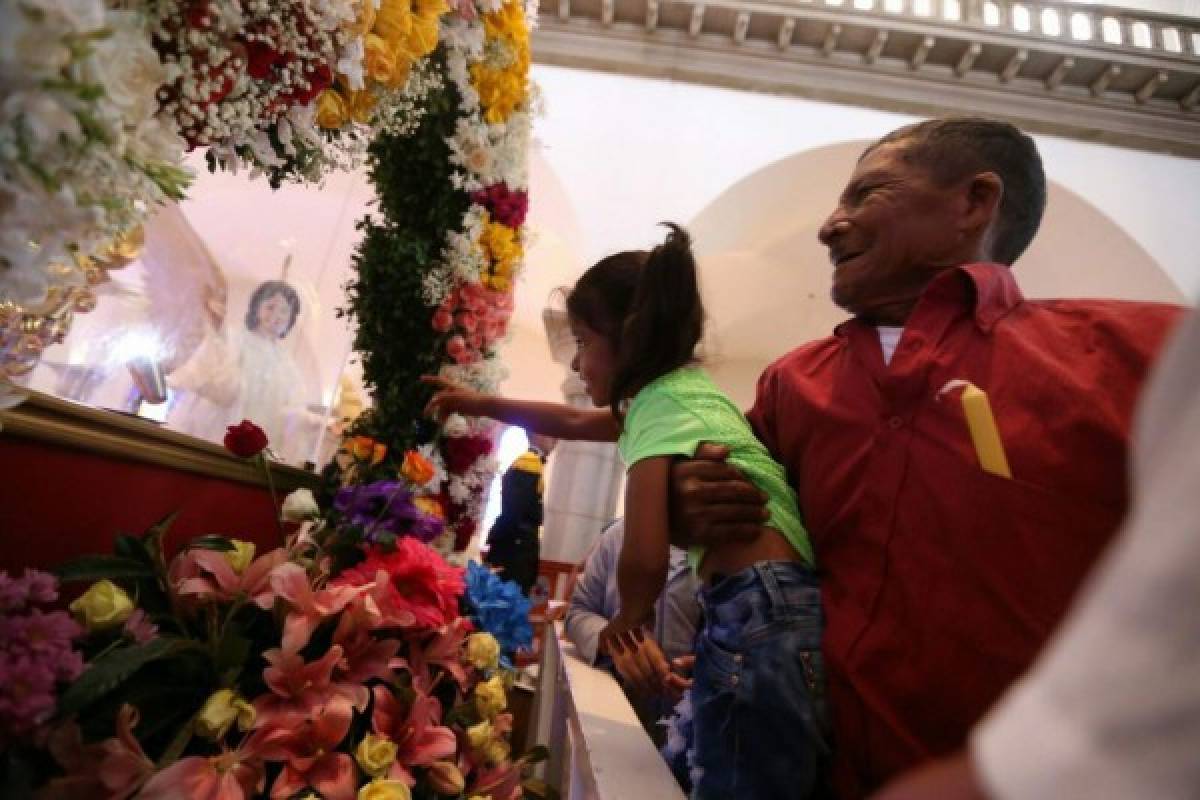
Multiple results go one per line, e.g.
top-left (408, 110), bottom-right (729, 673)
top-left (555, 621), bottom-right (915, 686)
top-left (963, 171), bottom-right (1003, 234)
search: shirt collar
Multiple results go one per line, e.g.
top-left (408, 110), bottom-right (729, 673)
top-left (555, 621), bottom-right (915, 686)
top-left (834, 262), bottom-right (1024, 338)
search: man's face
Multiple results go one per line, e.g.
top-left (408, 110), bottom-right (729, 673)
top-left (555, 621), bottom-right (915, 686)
top-left (818, 141), bottom-right (973, 322)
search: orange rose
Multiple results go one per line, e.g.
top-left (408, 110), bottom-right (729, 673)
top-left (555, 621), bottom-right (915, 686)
top-left (401, 450), bottom-right (436, 486)
top-left (414, 495), bottom-right (445, 520)
top-left (351, 436), bottom-right (387, 464)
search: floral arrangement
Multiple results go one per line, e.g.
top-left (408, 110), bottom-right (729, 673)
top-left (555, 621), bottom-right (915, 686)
top-left (0, 448), bottom-right (538, 799)
top-left (0, 0), bottom-right (484, 380)
top-left (0, 1), bottom-right (191, 308)
top-left (345, 0), bottom-right (536, 552)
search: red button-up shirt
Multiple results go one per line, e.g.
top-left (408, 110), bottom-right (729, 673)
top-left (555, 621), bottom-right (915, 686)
top-left (746, 263), bottom-right (1182, 798)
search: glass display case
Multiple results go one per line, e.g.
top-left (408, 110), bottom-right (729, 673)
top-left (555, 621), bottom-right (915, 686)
top-left (15, 154), bottom-right (374, 469)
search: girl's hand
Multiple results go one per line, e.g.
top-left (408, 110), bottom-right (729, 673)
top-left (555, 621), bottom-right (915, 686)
top-left (597, 614), bottom-right (641, 659)
top-left (421, 375), bottom-right (483, 421)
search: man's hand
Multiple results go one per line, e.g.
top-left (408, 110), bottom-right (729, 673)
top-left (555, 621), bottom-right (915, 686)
top-left (669, 443), bottom-right (768, 548)
top-left (869, 753), bottom-right (991, 800)
top-left (608, 628), bottom-right (672, 697)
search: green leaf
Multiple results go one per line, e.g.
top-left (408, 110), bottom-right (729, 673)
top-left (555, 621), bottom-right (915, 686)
top-left (214, 629), bottom-right (252, 683)
top-left (518, 744), bottom-right (551, 766)
top-left (521, 777), bottom-right (561, 800)
top-left (54, 555), bottom-right (155, 583)
top-left (187, 535), bottom-right (236, 552)
top-left (57, 637), bottom-right (201, 717)
top-left (113, 534), bottom-right (152, 564)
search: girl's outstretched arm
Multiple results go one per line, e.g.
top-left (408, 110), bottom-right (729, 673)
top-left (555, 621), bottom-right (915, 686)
top-left (422, 375), bottom-right (619, 442)
top-left (599, 456), bottom-right (672, 655)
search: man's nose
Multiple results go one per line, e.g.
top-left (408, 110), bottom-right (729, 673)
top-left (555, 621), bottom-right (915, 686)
top-left (818, 209), bottom-right (848, 247)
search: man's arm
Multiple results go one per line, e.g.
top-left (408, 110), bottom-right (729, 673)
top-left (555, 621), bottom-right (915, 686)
top-left (564, 525), bottom-right (621, 664)
top-left (667, 443), bottom-right (769, 549)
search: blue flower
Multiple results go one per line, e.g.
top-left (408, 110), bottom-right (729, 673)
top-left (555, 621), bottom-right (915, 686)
top-left (463, 561), bottom-right (533, 664)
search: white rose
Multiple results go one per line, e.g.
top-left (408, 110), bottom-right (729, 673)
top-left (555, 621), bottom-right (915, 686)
top-left (26, 0), bottom-right (106, 32)
top-left (4, 92), bottom-right (82, 153)
top-left (87, 12), bottom-right (166, 124)
top-left (128, 114), bottom-right (186, 165)
top-left (281, 488), bottom-right (320, 521)
top-left (442, 413), bottom-right (469, 437)
top-left (0, 7), bottom-right (71, 80)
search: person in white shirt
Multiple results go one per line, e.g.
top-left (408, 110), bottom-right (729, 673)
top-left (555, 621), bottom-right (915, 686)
top-left (870, 305), bottom-right (1200, 800)
top-left (565, 518), bottom-right (700, 740)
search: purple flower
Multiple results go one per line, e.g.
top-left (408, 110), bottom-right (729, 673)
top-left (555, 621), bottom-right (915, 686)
top-left (123, 609), bottom-right (159, 645)
top-left (334, 480), bottom-right (445, 544)
top-left (20, 608), bottom-right (82, 657)
top-left (0, 653), bottom-right (58, 738)
top-left (0, 569), bottom-right (59, 612)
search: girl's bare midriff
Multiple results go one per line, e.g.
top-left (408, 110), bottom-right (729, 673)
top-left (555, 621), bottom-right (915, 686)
top-left (697, 525), bottom-right (802, 585)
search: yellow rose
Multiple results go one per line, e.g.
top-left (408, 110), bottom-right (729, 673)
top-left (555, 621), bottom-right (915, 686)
top-left (224, 540), bottom-right (255, 573)
top-left (358, 779), bottom-right (412, 800)
top-left (465, 632), bottom-right (500, 670)
top-left (353, 0), bottom-right (377, 35)
top-left (374, 0), bottom-right (413, 43)
top-left (468, 796), bottom-right (493, 800)
top-left (466, 719), bottom-right (493, 750)
top-left (69, 579), bottom-right (134, 631)
top-left (426, 761), bottom-right (466, 794)
top-left (355, 733), bottom-right (398, 778)
top-left (315, 89), bottom-right (349, 129)
top-left (346, 88), bottom-right (378, 125)
top-left (483, 738), bottom-right (511, 766)
top-left (386, 54), bottom-right (413, 90)
top-left (195, 689), bottom-right (255, 740)
top-left (400, 450), bottom-right (436, 486)
top-left (474, 674), bottom-right (507, 719)
top-left (363, 34), bottom-right (396, 84)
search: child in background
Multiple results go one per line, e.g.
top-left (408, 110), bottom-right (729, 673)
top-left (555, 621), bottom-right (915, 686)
top-left (424, 225), bottom-right (826, 799)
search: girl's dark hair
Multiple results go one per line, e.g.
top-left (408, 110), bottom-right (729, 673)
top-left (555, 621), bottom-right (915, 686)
top-left (566, 223), bottom-right (705, 419)
top-left (244, 280), bottom-right (302, 337)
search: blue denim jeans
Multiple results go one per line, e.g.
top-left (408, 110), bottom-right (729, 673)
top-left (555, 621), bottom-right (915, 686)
top-left (689, 561), bottom-right (827, 800)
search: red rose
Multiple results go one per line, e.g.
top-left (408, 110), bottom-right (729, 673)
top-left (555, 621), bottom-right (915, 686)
top-left (442, 434), bottom-right (493, 473)
top-left (224, 420), bottom-right (268, 457)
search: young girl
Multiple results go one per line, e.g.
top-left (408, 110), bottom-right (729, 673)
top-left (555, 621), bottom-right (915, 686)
top-left (425, 225), bottom-right (826, 798)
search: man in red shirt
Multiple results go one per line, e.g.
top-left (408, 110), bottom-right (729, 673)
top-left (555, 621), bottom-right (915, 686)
top-left (671, 117), bottom-right (1182, 798)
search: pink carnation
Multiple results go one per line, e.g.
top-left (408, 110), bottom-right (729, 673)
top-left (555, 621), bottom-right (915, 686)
top-left (333, 537), bottom-right (464, 632)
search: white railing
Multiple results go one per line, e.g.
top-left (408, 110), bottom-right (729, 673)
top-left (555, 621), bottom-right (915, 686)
top-left (777, 0), bottom-right (1200, 58)
top-left (529, 625), bottom-right (686, 800)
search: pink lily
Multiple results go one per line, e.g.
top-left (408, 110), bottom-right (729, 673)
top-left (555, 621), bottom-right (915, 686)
top-left (255, 699), bottom-right (356, 800)
top-left (138, 730), bottom-right (267, 800)
top-left (371, 686), bottom-right (457, 786)
top-left (332, 606), bottom-right (401, 691)
top-left (253, 645), bottom-right (363, 729)
top-left (270, 562), bottom-right (368, 651)
top-left (392, 618), bottom-right (471, 693)
top-left (171, 548), bottom-right (287, 609)
top-left (40, 705), bottom-right (155, 800)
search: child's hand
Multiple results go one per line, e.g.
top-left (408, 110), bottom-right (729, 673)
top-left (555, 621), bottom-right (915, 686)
top-left (597, 613), bottom-right (644, 658)
top-left (421, 375), bottom-right (483, 421)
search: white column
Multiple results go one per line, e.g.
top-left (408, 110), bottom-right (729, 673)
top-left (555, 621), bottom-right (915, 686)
top-left (539, 308), bottom-right (625, 565)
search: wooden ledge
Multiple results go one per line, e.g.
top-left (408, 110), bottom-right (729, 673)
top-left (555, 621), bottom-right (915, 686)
top-left (0, 390), bottom-right (319, 492)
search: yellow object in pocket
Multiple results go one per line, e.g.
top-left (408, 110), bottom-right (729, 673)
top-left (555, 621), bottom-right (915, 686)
top-left (939, 380), bottom-right (1012, 478)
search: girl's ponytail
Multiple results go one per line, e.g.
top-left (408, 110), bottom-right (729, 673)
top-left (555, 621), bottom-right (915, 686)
top-left (609, 223), bottom-right (705, 415)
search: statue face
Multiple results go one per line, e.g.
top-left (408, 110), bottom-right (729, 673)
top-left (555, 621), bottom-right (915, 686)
top-left (255, 292), bottom-right (293, 338)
